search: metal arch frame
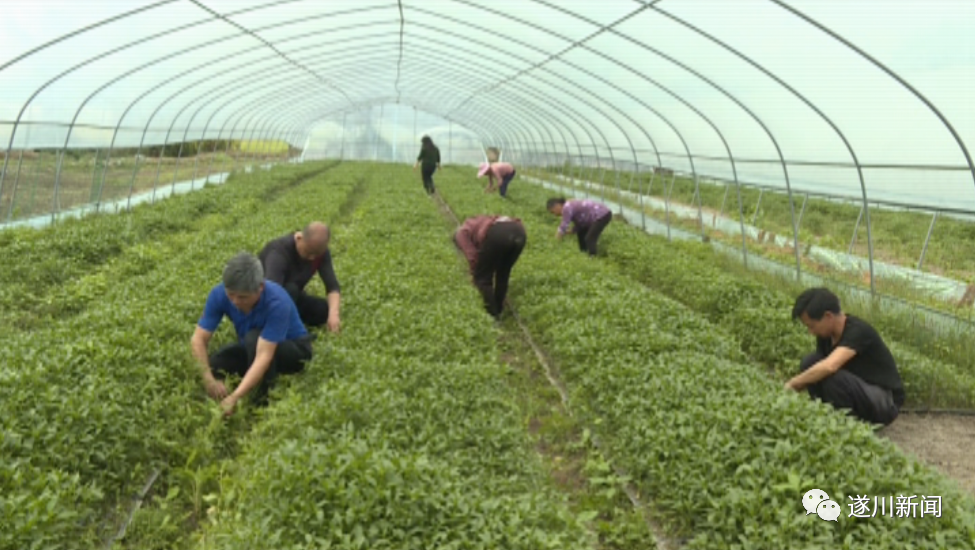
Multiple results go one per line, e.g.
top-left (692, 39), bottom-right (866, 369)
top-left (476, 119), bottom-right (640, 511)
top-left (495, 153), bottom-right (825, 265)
top-left (645, 3), bottom-right (880, 292)
top-left (205, 80), bottom-right (510, 180)
top-left (598, 6), bottom-right (804, 278)
top-left (0, 1), bottom-right (397, 197)
top-left (83, 31), bottom-right (588, 206)
top-left (406, 21), bottom-right (669, 213)
top-left (238, 56), bottom-right (584, 175)
top-left (286, 51), bottom-right (585, 186)
top-left (768, 0), bottom-right (975, 294)
top-left (185, 0), bottom-right (356, 107)
top-left (10, 0), bottom-right (663, 210)
top-left (199, 55), bottom-right (545, 167)
top-left (219, 42), bottom-right (597, 185)
top-left (406, 7), bottom-right (636, 188)
top-left (292, 98), bottom-right (567, 177)
top-left (772, 1), bottom-right (975, 190)
top-left (150, 47), bottom-right (399, 193)
top-left (413, 2), bottom-right (745, 240)
top-left (386, 40), bottom-right (591, 176)
top-left (0, 3), bottom-right (225, 195)
top-left (435, 0), bottom-right (665, 192)
top-left (85, 22), bottom-right (400, 205)
top-left (114, 46), bottom-right (398, 206)
top-left (566, 30), bottom-right (750, 255)
top-left (0, 0), bottom-right (967, 286)
top-left (288, 97), bottom-right (523, 165)
top-left (393, 0), bottom-right (406, 104)
top-left (423, 1), bottom-right (660, 178)
top-left (51, 21), bottom-right (396, 203)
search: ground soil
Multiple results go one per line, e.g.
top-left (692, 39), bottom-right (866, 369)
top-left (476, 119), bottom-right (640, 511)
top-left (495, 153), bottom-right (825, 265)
top-left (879, 413), bottom-right (975, 496)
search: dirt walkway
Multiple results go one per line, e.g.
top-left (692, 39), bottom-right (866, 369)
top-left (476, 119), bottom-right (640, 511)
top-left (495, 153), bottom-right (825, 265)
top-left (879, 413), bottom-right (975, 495)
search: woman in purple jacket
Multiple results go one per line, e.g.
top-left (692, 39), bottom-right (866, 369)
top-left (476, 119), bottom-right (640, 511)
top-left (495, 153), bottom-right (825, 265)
top-left (546, 197), bottom-right (613, 256)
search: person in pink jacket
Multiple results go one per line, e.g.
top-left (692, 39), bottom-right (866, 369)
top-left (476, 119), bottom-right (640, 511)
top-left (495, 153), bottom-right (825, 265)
top-left (477, 161), bottom-right (517, 198)
top-left (454, 215), bottom-right (527, 319)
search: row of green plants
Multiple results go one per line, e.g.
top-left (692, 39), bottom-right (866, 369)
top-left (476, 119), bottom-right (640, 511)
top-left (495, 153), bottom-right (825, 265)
top-left (0, 161), bottom-right (340, 330)
top-left (605, 233), bottom-right (975, 410)
top-left (183, 164), bottom-right (599, 549)
top-left (534, 165), bottom-right (975, 322)
top-left (524, 168), bottom-right (975, 407)
top-left (538, 165), bottom-right (975, 283)
top-left (434, 166), bottom-right (975, 549)
top-left (0, 164), bottom-right (358, 550)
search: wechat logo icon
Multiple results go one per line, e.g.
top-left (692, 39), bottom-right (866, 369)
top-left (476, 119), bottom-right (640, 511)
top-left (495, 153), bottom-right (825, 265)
top-left (803, 489), bottom-right (840, 522)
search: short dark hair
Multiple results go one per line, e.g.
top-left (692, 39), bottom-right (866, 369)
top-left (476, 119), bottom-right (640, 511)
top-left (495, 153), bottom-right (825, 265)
top-left (792, 287), bottom-right (841, 321)
top-left (223, 252), bottom-right (263, 293)
top-left (546, 197), bottom-right (566, 209)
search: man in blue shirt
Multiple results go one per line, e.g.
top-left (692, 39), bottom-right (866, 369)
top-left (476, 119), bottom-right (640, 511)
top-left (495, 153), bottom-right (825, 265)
top-left (191, 252), bottom-right (314, 416)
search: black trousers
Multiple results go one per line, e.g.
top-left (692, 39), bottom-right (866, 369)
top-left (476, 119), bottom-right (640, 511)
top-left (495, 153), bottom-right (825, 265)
top-left (209, 328), bottom-right (314, 405)
top-left (283, 283), bottom-right (330, 328)
top-left (576, 212), bottom-right (613, 256)
top-left (799, 352), bottom-right (899, 426)
top-left (421, 164), bottom-right (437, 194)
top-left (473, 221), bottom-right (527, 318)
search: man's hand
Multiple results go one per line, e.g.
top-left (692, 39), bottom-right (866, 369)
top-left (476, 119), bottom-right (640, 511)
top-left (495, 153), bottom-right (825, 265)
top-left (556, 229), bottom-right (563, 240)
top-left (220, 394), bottom-right (239, 417)
top-left (204, 376), bottom-right (227, 400)
top-left (327, 313), bottom-right (341, 333)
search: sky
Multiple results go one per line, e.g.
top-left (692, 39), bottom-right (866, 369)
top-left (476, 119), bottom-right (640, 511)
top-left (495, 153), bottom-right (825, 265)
top-left (0, 0), bottom-right (972, 209)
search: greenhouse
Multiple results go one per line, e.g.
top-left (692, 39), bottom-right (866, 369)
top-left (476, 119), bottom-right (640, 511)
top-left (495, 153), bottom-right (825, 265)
top-left (1, 1), bottom-right (973, 548)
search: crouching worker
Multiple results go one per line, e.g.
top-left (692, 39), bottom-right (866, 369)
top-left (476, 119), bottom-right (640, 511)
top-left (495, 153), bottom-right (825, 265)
top-left (259, 222), bottom-right (342, 332)
top-left (785, 287), bottom-right (904, 427)
top-left (454, 215), bottom-right (527, 319)
top-left (191, 252), bottom-right (314, 417)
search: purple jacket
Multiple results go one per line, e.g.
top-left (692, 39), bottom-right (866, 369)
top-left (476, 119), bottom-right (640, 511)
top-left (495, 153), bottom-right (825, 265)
top-left (558, 199), bottom-right (611, 235)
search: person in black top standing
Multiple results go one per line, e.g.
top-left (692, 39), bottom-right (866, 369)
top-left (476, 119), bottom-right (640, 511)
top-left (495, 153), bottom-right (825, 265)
top-left (785, 287), bottom-right (904, 426)
top-left (258, 222), bottom-right (342, 332)
top-left (413, 135), bottom-right (441, 195)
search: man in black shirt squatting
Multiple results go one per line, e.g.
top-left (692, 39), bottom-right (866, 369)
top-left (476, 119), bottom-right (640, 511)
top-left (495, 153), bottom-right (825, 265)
top-left (785, 287), bottom-right (905, 427)
top-left (258, 221), bottom-right (342, 333)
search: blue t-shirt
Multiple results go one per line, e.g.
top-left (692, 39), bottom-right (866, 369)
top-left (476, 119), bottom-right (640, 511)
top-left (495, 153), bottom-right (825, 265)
top-left (197, 280), bottom-right (308, 343)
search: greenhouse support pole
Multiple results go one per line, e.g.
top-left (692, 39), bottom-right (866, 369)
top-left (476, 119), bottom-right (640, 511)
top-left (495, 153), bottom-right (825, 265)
top-left (751, 189), bottom-right (764, 225)
top-left (664, 171), bottom-right (675, 241)
top-left (637, 166), bottom-right (650, 231)
top-left (693, 174), bottom-right (705, 239)
top-left (5, 147), bottom-right (25, 222)
top-left (796, 193), bottom-right (809, 230)
top-left (849, 206), bottom-right (864, 254)
top-left (917, 212), bottom-right (939, 271)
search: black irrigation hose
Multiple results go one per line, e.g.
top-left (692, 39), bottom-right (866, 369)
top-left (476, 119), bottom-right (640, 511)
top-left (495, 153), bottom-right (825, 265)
top-left (432, 191), bottom-right (687, 550)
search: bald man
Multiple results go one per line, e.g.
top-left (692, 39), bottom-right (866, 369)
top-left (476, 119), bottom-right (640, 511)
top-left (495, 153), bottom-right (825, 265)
top-left (258, 222), bottom-right (342, 332)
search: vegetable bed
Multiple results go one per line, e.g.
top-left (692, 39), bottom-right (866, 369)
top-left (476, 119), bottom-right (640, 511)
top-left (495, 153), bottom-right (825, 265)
top-left (432, 164), bottom-right (975, 549)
